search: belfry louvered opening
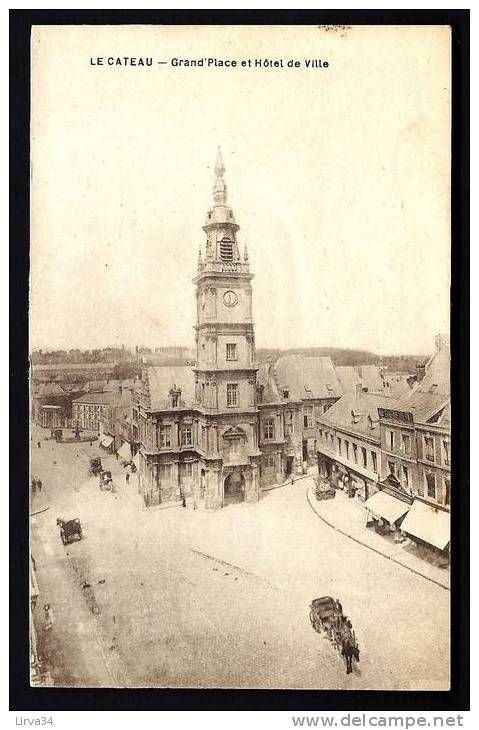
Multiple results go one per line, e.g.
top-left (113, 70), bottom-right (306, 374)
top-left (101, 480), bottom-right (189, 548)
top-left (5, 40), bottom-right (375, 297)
top-left (220, 238), bottom-right (233, 261)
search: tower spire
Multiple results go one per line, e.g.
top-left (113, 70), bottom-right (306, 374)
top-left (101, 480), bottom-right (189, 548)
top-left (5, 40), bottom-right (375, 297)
top-left (213, 146), bottom-right (227, 205)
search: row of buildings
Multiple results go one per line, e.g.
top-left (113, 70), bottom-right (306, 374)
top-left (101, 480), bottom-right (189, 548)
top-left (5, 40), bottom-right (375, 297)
top-left (32, 151), bottom-right (450, 553)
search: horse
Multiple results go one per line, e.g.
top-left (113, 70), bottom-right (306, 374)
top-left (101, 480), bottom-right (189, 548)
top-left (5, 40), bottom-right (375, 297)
top-left (337, 620), bottom-right (360, 674)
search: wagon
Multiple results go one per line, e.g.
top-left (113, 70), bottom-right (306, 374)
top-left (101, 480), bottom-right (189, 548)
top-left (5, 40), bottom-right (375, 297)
top-left (309, 596), bottom-right (340, 636)
top-left (89, 457), bottom-right (102, 476)
top-left (99, 470), bottom-right (113, 491)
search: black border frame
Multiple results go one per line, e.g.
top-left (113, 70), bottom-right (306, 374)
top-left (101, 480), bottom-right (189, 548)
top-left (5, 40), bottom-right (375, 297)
top-left (10, 8), bottom-right (469, 712)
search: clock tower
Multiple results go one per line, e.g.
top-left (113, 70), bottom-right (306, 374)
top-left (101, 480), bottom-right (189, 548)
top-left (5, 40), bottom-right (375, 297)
top-left (193, 149), bottom-right (261, 508)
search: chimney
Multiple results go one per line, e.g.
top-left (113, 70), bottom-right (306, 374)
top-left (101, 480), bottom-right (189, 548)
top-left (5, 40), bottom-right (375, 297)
top-left (416, 363), bottom-right (426, 382)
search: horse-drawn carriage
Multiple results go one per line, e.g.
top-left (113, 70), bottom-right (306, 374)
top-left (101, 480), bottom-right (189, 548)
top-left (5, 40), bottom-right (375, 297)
top-left (314, 477), bottom-right (336, 501)
top-left (56, 517), bottom-right (82, 545)
top-left (309, 596), bottom-right (360, 674)
top-left (89, 457), bottom-right (102, 476)
top-left (99, 470), bottom-right (114, 491)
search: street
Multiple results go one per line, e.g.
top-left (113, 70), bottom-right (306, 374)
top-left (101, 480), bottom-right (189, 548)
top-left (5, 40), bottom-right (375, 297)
top-left (30, 428), bottom-right (450, 690)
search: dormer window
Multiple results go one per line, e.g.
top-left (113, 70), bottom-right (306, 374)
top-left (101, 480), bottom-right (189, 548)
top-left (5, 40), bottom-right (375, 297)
top-left (220, 238), bottom-right (233, 261)
top-left (169, 386), bottom-right (181, 409)
top-left (429, 383), bottom-right (438, 393)
top-left (351, 410), bottom-right (362, 424)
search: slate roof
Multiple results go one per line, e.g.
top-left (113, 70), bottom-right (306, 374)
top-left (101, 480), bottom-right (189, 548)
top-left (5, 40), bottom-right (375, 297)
top-left (387, 339), bottom-right (450, 424)
top-left (257, 362), bottom-right (282, 403)
top-left (73, 390), bottom-right (131, 406)
top-left (273, 356), bottom-right (342, 401)
top-left (144, 366), bottom-right (195, 411)
top-left (335, 366), bottom-right (361, 393)
top-left (317, 390), bottom-right (393, 442)
top-left (356, 365), bottom-right (384, 393)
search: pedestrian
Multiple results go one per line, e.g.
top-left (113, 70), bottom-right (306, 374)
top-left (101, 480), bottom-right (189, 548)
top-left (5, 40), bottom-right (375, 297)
top-left (37, 479), bottom-right (42, 493)
top-left (126, 472), bottom-right (130, 483)
top-left (115, 451), bottom-right (119, 461)
top-left (44, 604), bottom-right (52, 631)
top-left (37, 441), bottom-right (41, 449)
top-left (89, 441), bottom-right (92, 447)
top-left (31, 479), bottom-right (37, 493)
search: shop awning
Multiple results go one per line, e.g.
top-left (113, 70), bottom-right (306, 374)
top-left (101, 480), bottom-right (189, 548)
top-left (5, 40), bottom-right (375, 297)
top-left (364, 490), bottom-right (411, 525)
top-left (101, 435), bottom-right (113, 448)
top-left (400, 500), bottom-right (450, 550)
top-left (117, 441), bottom-right (132, 461)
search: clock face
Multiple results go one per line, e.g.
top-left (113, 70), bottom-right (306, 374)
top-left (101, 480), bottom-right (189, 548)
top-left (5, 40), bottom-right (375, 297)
top-left (223, 290), bottom-right (238, 307)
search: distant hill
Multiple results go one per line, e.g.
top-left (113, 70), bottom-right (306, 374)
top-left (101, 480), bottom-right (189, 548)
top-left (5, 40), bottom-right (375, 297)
top-left (257, 347), bottom-right (427, 373)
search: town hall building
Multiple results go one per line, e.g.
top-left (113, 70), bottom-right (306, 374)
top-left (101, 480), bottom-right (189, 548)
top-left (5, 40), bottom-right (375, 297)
top-left (136, 150), bottom-right (262, 508)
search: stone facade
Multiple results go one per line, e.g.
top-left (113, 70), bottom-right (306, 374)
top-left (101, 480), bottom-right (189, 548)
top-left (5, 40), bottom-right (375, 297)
top-left (137, 151), bottom-right (261, 509)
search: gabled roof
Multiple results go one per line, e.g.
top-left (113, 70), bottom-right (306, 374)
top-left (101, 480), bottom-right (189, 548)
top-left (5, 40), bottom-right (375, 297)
top-left (35, 382), bottom-right (65, 397)
top-left (317, 390), bottom-right (392, 441)
top-left (144, 366), bottom-right (195, 411)
top-left (335, 366), bottom-right (361, 393)
top-left (273, 356), bottom-right (342, 401)
top-left (388, 339), bottom-right (450, 424)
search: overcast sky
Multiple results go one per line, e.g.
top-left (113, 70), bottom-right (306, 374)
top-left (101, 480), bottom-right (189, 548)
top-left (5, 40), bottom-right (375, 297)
top-left (30, 25), bottom-right (450, 356)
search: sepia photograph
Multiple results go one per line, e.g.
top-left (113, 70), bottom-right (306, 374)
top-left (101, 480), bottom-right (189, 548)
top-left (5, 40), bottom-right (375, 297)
top-left (14, 15), bottom-right (467, 706)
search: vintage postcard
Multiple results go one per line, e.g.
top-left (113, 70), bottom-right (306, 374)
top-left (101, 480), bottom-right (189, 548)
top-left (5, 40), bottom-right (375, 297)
top-left (29, 24), bottom-right (452, 691)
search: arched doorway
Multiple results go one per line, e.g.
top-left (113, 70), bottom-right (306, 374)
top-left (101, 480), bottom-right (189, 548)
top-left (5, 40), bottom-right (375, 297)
top-left (223, 471), bottom-right (245, 505)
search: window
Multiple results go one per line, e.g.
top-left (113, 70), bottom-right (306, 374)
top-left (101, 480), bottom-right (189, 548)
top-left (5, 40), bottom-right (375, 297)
top-left (183, 462), bottom-right (194, 478)
top-left (337, 437), bottom-right (342, 455)
top-left (424, 436), bottom-right (435, 462)
top-left (442, 439), bottom-right (450, 466)
top-left (401, 433), bottom-right (411, 455)
top-left (371, 451), bottom-right (377, 473)
top-left (361, 447), bottom-right (367, 468)
top-left (387, 461), bottom-right (395, 475)
top-left (402, 465), bottom-right (409, 487)
top-left (285, 412), bottom-right (294, 436)
top-left (283, 390), bottom-right (289, 399)
top-left (201, 425), bottom-right (207, 448)
top-left (388, 430), bottom-right (395, 451)
top-left (443, 477), bottom-right (450, 506)
top-left (303, 406), bottom-right (313, 428)
top-left (159, 425), bottom-right (171, 448)
top-left (181, 424), bottom-right (193, 447)
top-left (263, 454), bottom-right (275, 469)
top-left (345, 441), bottom-right (350, 459)
top-left (263, 418), bottom-right (275, 440)
top-left (171, 394), bottom-right (179, 408)
top-left (352, 444), bottom-right (358, 463)
top-left (318, 428), bottom-right (323, 440)
top-left (226, 343), bottom-right (237, 361)
top-left (226, 383), bottom-right (238, 407)
top-left (425, 471), bottom-right (436, 499)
